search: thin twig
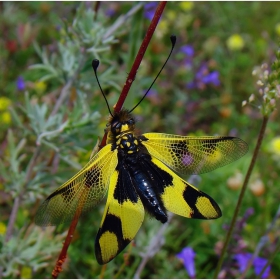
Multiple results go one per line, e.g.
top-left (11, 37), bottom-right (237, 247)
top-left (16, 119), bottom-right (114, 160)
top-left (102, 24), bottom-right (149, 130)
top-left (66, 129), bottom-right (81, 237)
top-left (214, 116), bottom-right (269, 278)
top-left (5, 147), bottom-right (41, 242)
top-left (50, 58), bottom-right (85, 116)
top-left (133, 213), bottom-right (174, 279)
top-left (102, 3), bottom-right (144, 40)
top-left (257, 238), bottom-right (280, 278)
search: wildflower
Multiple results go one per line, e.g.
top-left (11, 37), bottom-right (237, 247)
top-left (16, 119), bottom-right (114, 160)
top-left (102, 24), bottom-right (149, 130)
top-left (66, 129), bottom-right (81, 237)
top-left (226, 34), bottom-right (245, 51)
top-left (219, 106), bottom-right (232, 118)
top-left (5, 40), bottom-right (17, 53)
top-left (254, 257), bottom-right (270, 278)
top-left (20, 266), bottom-right (32, 279)
top-left (0, 222), bottom-right (6, 235)
top-left (105, 7), bottom-right (116, 17)
top-left (158, 19), bottom-right (168, 35)
top-left (34, 81), bottom-right (47, 94)
top-left (180, 45), bottom-right (195, 57)
top-left (270, 136), bottom-right (280, 156)
top-left (17, 76), bottom-right (25, 91)
top-left (235, 253), bottom-right (270, 278)
top-left (227, 172), bottom-right (243, 190)
top-left (144, 2), bottom-right (157, 20)
top-left (0, 97), bottom-right (12, 111)
top-left (188, 64), bottom-right (220, 89)
top-left (275, 23), bottom-right (280, 36)
top-left (146, 89), bottom-right (161, 105)
top-left (249, 94), bottom-right (255, 102)
top-left (166, 10), bottom-right (176, 21)
top-left (201, 70), bottom-right (220, 86)
top-left (179, 2), bottom-right (194, 11)
top-left (176, 247), bottom-right (196, 278)
top-left (0, 111), bottom-right (12, 125)
top-left (249, 179), bottom-right (265, 196)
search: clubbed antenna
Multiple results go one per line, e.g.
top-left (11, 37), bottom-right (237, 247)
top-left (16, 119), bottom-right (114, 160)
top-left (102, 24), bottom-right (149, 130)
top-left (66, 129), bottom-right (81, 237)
top-left (92, 59), bottom-right (113, 117)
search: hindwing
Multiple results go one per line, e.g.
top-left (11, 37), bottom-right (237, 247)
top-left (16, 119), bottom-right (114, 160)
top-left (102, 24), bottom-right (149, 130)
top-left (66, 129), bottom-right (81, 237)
top-left (35, 144), bottom-right (118, 226)
top-left (142, 133), bottom-right (248, 175)
top-left (137, 151), bottom-right (221, 220)
top-left (95, 165), bottom-right (145, 264)
top-left (149, 156), bottom-right (222, 219)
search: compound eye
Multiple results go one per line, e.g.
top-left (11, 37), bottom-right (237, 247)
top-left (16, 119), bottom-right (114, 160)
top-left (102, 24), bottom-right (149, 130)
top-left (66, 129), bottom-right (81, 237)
top-left (112, 121), bottom-right (120, 128)
top-left (127, 118), bottom-right (135, 125)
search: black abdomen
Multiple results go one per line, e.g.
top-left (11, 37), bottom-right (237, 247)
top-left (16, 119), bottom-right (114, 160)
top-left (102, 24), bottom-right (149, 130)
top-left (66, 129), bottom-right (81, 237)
top-left (124, 154), bottom-right (168, 223)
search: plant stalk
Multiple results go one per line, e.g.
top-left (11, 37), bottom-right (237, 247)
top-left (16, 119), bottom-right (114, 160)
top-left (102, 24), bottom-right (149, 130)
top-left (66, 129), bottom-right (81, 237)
top-left (214, 115), bottom-right (269, 278)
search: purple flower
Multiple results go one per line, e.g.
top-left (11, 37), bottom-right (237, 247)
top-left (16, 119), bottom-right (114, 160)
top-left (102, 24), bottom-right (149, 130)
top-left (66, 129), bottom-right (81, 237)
top-left (243, 207), bottom-right (254, 219)
top-left (180, 45), bottom-right (195, 57)
top-left (105, 8), bottom-right (116, 17)
top-left (144, 2), bottom-right (158, 20)
top-left (201, 71), bottom-right (220, 86)
top-left (16, 76), bottom-right (25, 91)
top-left (234, 253), bottom-right (270, 278)
top-left (176, 247), bottom-right (196, 278)
top-left (186, 64), bottom-right (220, 89)
top-left (146, 89), bottom-right (157, 97)
top-left (254, 256), bottom-right (270, 278)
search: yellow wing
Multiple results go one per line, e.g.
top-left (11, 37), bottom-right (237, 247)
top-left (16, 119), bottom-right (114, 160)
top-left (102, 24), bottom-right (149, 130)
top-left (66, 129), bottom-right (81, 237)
top-left (150, 157), bottom-right (222, 219)
top-left (142, 133), bottom-right (248, 175)
top-left (35, 144), bottom-right (118, 226)
top-left (95, 169), bottom-right (145, 264)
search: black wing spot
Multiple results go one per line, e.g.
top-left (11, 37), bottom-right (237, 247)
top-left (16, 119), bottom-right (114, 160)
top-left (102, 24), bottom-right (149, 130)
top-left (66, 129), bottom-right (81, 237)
top-left (84, 168), bottom-right (101, 188)
top-left (183, 186), bottom-right (221, 219)
top-left (47, 182), bottom-right (73, 202)
top-left (95, 213), bottom-right (130, 264)
top-left (170, 140), bottom-right (188, 158)
top-left (201, 137), bottom-right (233, 154)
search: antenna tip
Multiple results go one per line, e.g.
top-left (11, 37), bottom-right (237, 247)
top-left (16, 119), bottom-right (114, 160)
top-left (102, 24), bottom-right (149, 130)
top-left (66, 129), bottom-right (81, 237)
top-left (92, 59), bottom-right (100, 71)
top-left (170, 35), bottom-right (176, 46)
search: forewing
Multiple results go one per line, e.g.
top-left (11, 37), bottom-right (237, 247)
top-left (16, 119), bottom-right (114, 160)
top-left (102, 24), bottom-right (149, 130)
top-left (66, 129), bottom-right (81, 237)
top-left (95, 167), bottom-right (145, 264)
top-left (142, 133), bottom-right (248, 175)
top-left (35, 144), bottom-right (118, 226)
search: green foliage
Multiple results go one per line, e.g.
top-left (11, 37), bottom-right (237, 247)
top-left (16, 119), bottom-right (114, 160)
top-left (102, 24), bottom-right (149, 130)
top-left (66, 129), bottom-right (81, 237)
top-left (1, 1), bottom-right (280, 279)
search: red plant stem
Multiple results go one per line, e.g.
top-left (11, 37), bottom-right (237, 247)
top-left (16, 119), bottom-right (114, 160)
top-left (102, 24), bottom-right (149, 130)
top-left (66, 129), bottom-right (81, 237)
top-left (52, 2), bottom-right (167, 278)
top-left (52, 190), bottom-right (87, 278)
top-left (99, 1), bottom-right (166, 150)
top-left (114, 1), bottom-right (167, 113)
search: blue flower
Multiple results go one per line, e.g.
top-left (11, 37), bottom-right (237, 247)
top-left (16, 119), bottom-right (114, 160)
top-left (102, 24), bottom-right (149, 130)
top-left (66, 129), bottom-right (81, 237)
top-left (176, 247), bottom-right (196, 278)
top-left (180, 45), bottom-right (195, 57)
top-left (253, 256), bottom-right (270, 278)
top-left (105, 8), bottom-right (116, 17)
top-left (16, 76), bottom-right (25, 91)
top-left (234, 253), bottom-right (270, 278)
top-left (144, 2), bottom-right (158, 20)
top-left (186, 64), bottom-right (220, 89)
top-left (201, 70), bottom-right (220, 86)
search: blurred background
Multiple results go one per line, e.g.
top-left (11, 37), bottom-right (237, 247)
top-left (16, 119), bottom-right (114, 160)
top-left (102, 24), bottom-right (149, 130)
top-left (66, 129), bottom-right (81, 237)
top-left (1, 2), bottom-right (280, 278)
